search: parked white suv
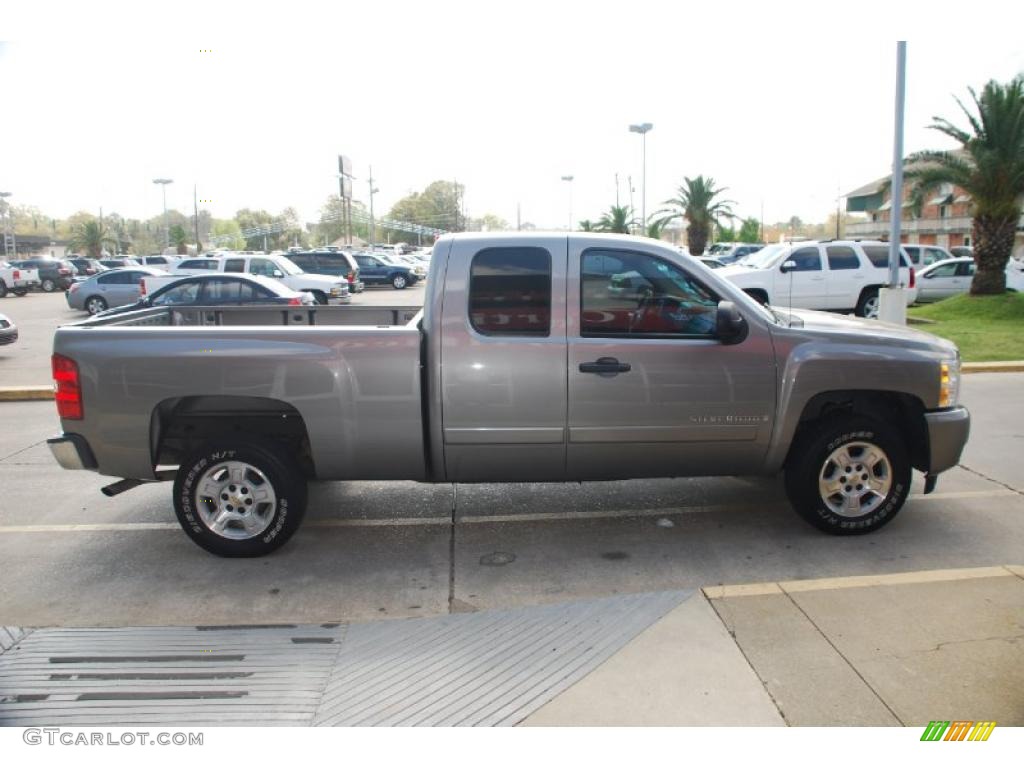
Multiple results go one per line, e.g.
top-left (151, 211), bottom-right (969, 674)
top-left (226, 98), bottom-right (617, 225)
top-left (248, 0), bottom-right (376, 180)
top-left (718, 240), bottom-right (917, 318)
top-left (172, 253), bottom-right (350, 304)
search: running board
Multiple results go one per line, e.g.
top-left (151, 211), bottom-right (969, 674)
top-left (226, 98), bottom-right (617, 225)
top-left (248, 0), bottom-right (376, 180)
top-left (101, 470), bottom-right (177, 497)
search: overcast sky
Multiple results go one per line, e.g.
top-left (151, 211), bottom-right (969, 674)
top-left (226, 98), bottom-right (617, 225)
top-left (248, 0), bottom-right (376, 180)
top-left (3, 1), bottom-right (1022, 232)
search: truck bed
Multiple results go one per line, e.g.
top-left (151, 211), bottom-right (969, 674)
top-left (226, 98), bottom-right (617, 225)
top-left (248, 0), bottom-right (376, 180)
top-left (53, 305), bottom-right (427, 481)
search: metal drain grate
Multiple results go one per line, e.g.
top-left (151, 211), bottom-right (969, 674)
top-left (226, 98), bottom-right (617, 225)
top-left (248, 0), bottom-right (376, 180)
top-left (0, 591), bottom-right (692, 727)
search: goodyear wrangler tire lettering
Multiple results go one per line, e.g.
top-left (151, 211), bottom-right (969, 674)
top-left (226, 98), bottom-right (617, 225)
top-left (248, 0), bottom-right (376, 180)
top-left (172, 439), bottom-right (306, 557)
top-left (785, 415), bottom-right (910, 536)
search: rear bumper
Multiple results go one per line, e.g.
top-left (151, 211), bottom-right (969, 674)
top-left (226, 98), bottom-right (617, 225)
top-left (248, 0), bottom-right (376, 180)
top-left (47, 434), bottom-right (98, 471)
top-left (925, 406), bottom-right (970, 474)
top-left (0, 326), bottom-right (17, 345)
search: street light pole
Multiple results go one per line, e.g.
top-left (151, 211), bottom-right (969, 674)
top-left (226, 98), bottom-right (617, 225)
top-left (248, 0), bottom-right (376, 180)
top-left (368, 166), bottom-right (379, 246)
top-left (879, 41), bottom-right (908, 325)
top-left (152, 178), bottom-right (173, 251)
top-left (629, 123), bottom-right (653, 231)
top-left (561, 175), bottom-right (574, 231)
top-left (0, 192), bottom-right (13, 259)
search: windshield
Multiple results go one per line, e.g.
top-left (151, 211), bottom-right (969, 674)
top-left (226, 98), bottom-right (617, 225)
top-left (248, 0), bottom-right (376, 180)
top-left (740, 244), bottom-right (789, 268)
top-left (273, 256), bottom-right (304, 275)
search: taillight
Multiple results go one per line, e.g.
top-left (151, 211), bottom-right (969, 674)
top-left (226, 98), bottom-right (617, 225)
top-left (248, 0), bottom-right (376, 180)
top-left (139, 279), bottom-right (147, 296)
top-left (59, 268), bottom-right (71, 275)
top-left (12, 270), bottom-right (19, 280)
top-left (909, 266), bottom-right (916, 289)
top-left (52, 354), bottom-right (83, 420)
top-left (69, 283), bottom-right (80, 293)
top-left (288, 297), bottom-right (302, 305)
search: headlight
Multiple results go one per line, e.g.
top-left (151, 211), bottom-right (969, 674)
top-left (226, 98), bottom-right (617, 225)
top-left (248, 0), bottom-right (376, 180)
top-left (330, 286), bottom-right (344, 296)
top-left (939, 357), bottom-right (961, 407)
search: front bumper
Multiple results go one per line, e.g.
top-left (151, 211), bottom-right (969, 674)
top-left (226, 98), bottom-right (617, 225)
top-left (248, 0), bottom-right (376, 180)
top-left (327, 294), bottom-right (352, 305)
top-left (47, 434), bottom-right (98, 471)
top-left (925, 406), bottom-right (971, 474)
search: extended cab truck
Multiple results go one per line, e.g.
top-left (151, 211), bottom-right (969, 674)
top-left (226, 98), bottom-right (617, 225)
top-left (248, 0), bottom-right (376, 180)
top-left (48, 233), bottom-right (971, 557)
top-left (0, 261), bottom-right (40, 297)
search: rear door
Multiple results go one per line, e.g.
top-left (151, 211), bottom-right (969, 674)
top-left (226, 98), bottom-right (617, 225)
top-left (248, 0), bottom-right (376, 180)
top-left (824, 244), bottom-right (866, 309)
top-left (567, 241), bottom-right (776, 480)
top-left (440, 237), bottom-right (568, 482)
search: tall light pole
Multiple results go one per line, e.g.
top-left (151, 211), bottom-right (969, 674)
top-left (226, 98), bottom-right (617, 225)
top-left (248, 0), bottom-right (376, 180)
top-left (370, 166), bottom-right (382, 247)
top-left (879, 41), bottom-right (907, 325)
top-left (152, 178), bottom-right (173, 251)
top-left (629, 123), bottom-right (653, 232)
top-left (0, 192), bottom-right (13, 259)
top-left (561, 175), bottom-right (574, 230)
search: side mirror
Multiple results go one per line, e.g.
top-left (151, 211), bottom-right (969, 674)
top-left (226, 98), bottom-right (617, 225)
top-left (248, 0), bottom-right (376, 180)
top-left (780, 260), bottom-right (797, 274)
top-left (716, 301), bottom-right (748, 345)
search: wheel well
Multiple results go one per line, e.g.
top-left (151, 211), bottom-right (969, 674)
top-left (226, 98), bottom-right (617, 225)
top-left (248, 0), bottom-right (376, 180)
top-left (858, 285), bottom-right (882, 304)
top-left (790, 390), bottom-right (928, 471)
top-left (151, 396), bottom-right (315, 477)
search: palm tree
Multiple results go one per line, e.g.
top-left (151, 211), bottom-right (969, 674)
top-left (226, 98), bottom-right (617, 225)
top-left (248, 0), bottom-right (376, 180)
top-left (646, 219), bottom-right (666, 240)
top-left (169, 224), bottom-right (189, 255)
top-left (68, 219), bottom-right (118, 259)
top-left (654, 176), bottom-right (735, 256)
top-left (596, 205), bottom-right (635, 234)
top-left (578, 219), bottom-right (596, 232)
top-left (900, 77), bottom-right (1024, 294)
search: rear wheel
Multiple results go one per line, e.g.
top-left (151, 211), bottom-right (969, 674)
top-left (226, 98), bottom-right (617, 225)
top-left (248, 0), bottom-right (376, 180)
top-left (392, 274), bottom-right (408, 290)
top-left (855, 287), bottom-right (880, 318)
top-left (784, 415), bottom-right (910, 535)
top-left (41, 278), bottom-right (57, 293)
top-left (85, 296), bottom-right (108, 315)
top-left (173, 438), bottom-right (307, 557)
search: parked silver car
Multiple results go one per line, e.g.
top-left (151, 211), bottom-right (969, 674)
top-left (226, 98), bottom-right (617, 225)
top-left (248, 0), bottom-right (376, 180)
top-left (65, 267), bottom-right (165, 314)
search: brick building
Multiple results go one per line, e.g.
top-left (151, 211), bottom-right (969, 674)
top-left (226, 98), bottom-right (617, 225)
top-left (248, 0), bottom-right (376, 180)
top-left (845, 169), bottom-right (1024, 258)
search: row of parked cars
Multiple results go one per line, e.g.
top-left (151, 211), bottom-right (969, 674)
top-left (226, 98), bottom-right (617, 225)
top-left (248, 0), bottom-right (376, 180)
top-left (698, 240), bottom-right (1022, 317)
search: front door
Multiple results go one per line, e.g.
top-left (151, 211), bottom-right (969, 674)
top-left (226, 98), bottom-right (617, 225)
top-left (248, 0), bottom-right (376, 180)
top-left (567, 243), bottom-right (776, 480)
top-left (771, 245), bottom-right (827, 309)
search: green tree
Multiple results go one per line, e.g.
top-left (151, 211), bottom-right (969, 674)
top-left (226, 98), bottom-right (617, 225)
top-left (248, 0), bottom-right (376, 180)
top-left (654, 176), bottom-right (735, 256)
top-left (388, 180), bottom-right (464, 233)
top-left (646, 219), bottom-right (666, 240)
top-left (210, 219), bottom-right (245, 250)
top-left (169, 224), bottom-right (188, 255)
top-left (596, 205), bottom-right (635, 234)
top-left (715, 222), bottom-right (736, 242)
top-left (738, 217), bottom-right (761, 243)
top-left (900, 76), bottom-right (1024, 294)
top-left (578, 219), bottom-right (596, 232)
top-left (67, 218), bottom-right (118, 258)
top-left (470, 213), bottom-right (510, 232)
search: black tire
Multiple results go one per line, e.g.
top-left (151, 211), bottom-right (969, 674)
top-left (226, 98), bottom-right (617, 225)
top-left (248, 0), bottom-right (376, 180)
top-left (85, 296), bottom-right (108, 315)
top-left (173, 438), bottom-right (307, 557)
top-left (743, 288), bottom-right (770, 305)
top-left (41, 278), bottom-right (57, 293)
top-left (855, 287), bottom-right (880, 318)
top-left (785, 415), bottom-right (910, 535)
top-left (392, 273), bottom-right (408, 290)
top-left (0, 281), bottom-right (6, 298)
top-left (13, 288), bottom-right (28, 297)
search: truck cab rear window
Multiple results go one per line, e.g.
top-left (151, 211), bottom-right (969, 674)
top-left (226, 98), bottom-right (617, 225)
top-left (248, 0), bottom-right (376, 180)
top-left (469, 247), bottom-right (551, 336)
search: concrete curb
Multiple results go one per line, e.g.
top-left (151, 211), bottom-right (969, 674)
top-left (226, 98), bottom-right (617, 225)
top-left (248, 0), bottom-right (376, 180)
top-left (0, 362), bottom-right (1021, 402)
top-left (962, 361), bottom-right (1024, 373)
top-left (0, 386), bottom-right (53, 401)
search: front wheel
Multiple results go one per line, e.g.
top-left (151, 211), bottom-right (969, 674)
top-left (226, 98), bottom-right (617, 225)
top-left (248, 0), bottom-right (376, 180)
top-left (392, 274), bottom-right (407, 290)
top-left (784, 415), bottom-right (910, 535)
top-left (41, 278), bottom-right (57, 293)
top-left (173, 438), bottom-right (307, 557)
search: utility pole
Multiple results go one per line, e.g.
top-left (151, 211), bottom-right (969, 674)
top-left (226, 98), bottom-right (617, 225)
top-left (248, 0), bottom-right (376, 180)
top-left (615, 173), bottom-right (620, 208)
top-left (517, 202), bottom-right (521, 231)
top-left (629, 123), bottom-right (653, 230)
top-left (368, 166), bottom-right (378, 246)
top-left (194, 184), bottom-right (201, 254)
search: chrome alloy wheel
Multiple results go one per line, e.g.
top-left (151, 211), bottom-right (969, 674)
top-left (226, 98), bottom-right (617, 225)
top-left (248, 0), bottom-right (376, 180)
top-left (863, 295), bottom-right (880, 318)
top-left (818, 441), bottom-right (892, 518)
top-left (194, 461), bottom-right (277, 540)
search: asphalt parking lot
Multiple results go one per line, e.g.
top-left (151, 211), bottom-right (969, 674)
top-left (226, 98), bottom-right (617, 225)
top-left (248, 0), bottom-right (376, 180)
top-left (0, 367), bottom-right (1021, 627)
top-left (0, 284), bottom-right (427, 387)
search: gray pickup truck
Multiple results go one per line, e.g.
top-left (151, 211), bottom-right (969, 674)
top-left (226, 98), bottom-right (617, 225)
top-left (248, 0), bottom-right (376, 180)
top-left (48, 233), bottom-right (970, 556)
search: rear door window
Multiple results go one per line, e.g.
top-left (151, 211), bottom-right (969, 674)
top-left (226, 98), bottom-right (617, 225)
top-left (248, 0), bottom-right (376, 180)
top-left (224, 258), bottom-right (246, 273)
top-left (826, 246), bottom-right (860, 270)
top-left (469, 247), bottom-right (551, 336)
